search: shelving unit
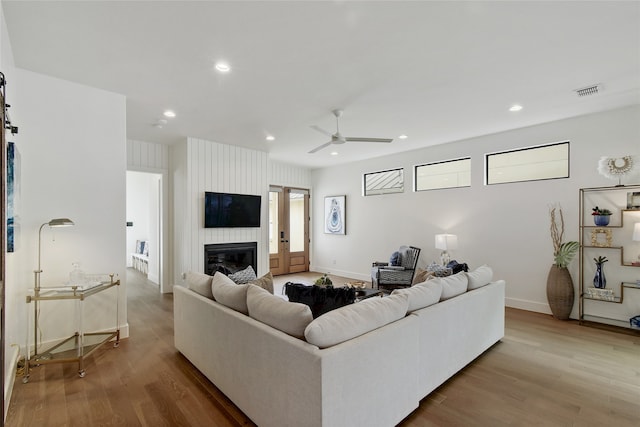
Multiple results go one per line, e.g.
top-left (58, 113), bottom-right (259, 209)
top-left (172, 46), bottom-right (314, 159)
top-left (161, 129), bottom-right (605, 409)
top-left (579, 185), bottom-right (640, 333)
top-left (23, 274), bottom-right (120, 382)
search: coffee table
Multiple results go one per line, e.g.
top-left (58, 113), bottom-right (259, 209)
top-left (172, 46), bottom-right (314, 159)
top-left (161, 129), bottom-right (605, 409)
top-left (353, 288), bottom-right (385, 301)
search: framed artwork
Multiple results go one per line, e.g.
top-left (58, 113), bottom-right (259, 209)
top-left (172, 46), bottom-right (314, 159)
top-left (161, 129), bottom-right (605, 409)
top-left (590, 228), bottom-right (612, 247)
top-left (324, 195), bottom-right (346, 235)
top-left (627, 192), bottom-right (640, 209)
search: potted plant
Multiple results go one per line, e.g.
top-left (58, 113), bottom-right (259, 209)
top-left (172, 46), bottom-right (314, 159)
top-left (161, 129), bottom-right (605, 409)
top-left (314, 274), bottom-right (333, 288)
top-left (547, 206), bottom-right (579, 320)
top-left (592, 206), bottom-right (613, 226)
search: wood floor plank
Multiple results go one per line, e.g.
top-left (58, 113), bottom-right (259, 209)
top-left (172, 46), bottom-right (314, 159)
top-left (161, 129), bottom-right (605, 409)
top-left (5, 270), bottom-right (640, 426)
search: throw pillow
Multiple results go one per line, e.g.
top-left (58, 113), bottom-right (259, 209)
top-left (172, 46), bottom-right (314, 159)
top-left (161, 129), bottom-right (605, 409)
top-left (186, 271), bottom-right (214, 299)
top-left (411, 268), bottom-right (433, 285)
top-left (392, 281), bottom-right (442, 312)
top-left (430, 272), bottom-right (468, 301)
top-left (389, 251), bottom-right (402, 266)
top-left (211, 271), bottom-right (249, 314)
top-left (228, 265), bottom-right (257, 284)
top-left (304, 293), bottom-right (409, 348)
top-left (466, 265), bottom-right (493, 290)
top-left (246, 271), bottom-right (274, 294)
top-left (246, 285), bottom-right (313, 339)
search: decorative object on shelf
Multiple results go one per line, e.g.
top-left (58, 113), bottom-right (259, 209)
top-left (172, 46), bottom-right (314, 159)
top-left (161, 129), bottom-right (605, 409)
top-left (632, 223), bottom-right (640, 266)
top-left (585, 287), bottom-right (615, 301)
top-left (36, 218), bottom-right (75, 292)
top-left (630, 315), bottom-right (640, 330)
top-left (593, 256), bottom-right (608, 289)
top-left (591, 206), bottom-right (612, 226)
top-left (590, 228), bottom-right (612, 247)
top-left (597, 155), bottom-right (640, 186)
top-left (435, 234), bottom-right (457, 266)
top-left (314, 274), bottom-right (333, 288)
top-left (547, 206), bottom-right (579, 320)
top-left (324, 195), bottom-right (346, 235)
top-left (627, 192), bottom-right (640, 209)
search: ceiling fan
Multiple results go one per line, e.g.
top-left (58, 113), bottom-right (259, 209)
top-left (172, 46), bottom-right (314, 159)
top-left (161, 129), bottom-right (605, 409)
top-left (308, 109), bottom-right (393, 154)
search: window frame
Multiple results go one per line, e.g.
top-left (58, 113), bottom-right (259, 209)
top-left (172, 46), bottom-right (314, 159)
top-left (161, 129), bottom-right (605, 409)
top-left (362, 167), bottom-right (404, 196)
top-left (414, 156), bottom-right (471, 192)
top-left (485, 141), bottom-right (570, 185)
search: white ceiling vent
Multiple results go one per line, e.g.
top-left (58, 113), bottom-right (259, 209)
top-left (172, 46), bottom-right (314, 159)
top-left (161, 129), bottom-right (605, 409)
top-left (574, 84), bottom-right (601, 97)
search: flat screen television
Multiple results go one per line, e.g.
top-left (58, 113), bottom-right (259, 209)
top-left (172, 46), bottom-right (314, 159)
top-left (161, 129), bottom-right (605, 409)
top-left (204, 191), bottom-right (261, 228)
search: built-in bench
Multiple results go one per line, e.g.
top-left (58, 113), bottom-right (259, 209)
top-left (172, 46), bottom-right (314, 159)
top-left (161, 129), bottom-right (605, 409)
top-left (132, 240), bottom-right (149, 274)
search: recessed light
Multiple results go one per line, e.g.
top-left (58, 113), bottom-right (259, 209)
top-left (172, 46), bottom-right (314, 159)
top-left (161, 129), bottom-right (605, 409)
top-left (265, 135), bottom-right (275, 141)
top-left (399, 134), bottom-right (408, 140)
top-left (163, 110), bottom-right (176, 118)
top-left (215, 61), bottom-right (231, 73)
top-left (509, 104), bottom-right (523, 112)
top-left (330, 152), bottom-right (338, 156)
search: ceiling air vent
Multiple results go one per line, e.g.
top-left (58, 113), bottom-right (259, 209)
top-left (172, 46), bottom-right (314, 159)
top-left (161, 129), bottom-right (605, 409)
top-left (574, 84), bottom-right (601, 97)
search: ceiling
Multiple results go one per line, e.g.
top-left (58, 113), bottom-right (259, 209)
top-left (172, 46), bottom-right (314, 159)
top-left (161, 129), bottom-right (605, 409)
top-left (3, 1), bottom-right (639, 169)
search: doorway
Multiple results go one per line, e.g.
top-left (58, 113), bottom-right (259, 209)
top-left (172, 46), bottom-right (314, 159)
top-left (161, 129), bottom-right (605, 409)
top-left (269, 187), bottom-right (310, 276)
top-left (126, 171), bottom-right (165, 291)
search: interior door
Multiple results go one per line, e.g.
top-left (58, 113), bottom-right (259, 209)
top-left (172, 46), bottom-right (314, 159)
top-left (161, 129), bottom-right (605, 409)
top-left (269, 187), bottom-right (309, 276)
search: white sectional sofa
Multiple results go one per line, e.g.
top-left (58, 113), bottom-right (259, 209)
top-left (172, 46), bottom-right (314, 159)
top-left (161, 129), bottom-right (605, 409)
top-left (174, 267), bottom-right (505, 427)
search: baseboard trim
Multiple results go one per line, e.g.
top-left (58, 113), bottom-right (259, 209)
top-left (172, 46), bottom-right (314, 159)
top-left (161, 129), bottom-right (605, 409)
top-left (505, 297), bottom-right (552, 315)
top-left (310, 266), bottom-right (370, 283)
top-left (4, 344), bottom-right (20, 422)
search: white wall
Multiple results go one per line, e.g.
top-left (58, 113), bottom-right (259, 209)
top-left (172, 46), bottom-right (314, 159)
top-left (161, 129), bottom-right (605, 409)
top-left (8, 70), bottom-right (127, 362)
top-left (311, 106), bottom-right (640, 318)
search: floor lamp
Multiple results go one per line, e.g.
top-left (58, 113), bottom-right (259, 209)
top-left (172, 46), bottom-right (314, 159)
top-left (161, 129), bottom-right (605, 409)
top-left (32, 218), bottom-right (74, 357)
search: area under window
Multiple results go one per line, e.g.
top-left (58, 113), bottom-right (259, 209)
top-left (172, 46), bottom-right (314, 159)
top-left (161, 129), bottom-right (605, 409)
top-left (485, 141), bottom-right (569, 185)
top-left (415, 157), bottom-right (471, 191)
top-left (363, 168), bottom-right (404, 196)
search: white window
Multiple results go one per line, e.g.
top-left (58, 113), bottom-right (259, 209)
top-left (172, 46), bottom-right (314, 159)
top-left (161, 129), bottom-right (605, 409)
top-left (486, 141), bottom-right (569, 185)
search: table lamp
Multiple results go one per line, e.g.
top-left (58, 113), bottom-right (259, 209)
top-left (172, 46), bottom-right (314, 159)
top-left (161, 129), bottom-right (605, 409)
top-left (435, 234), bottom-right (458, 266)
top-left (35, 218), bottom-right (75, 292)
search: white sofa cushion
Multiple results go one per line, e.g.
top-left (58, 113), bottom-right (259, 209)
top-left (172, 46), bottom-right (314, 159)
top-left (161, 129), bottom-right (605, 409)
top-left (392, 281), bottom-right (442, 312)
top-left (304, 293), bottom-right (409, 348)
top-left (186, 271), bottom-right (214, 299)
top-left (432, 272), bottom-right (468, 301)
top-left (246, 285), bottom-right (313, 339)
top-left (211, 271), bottom-right (249, 314)
top-left (466, 265), bottom-right (494, 290)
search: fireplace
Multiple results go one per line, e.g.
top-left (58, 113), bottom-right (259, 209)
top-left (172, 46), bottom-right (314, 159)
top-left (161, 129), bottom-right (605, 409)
top-left (204, 242), bottom-right (257, 276)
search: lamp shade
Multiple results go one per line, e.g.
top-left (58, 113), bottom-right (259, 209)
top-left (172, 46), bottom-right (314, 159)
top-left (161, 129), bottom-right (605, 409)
top-left (633, 223), bottom-right (640, 241)
top-left (48, 218), bottom-right (74, 227)
top-left (435, 234), bottom-right (458, 250)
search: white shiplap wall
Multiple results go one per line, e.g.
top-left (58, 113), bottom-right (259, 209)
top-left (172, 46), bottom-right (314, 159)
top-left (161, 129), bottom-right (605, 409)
top-left (127, 139), bottom-right (169, 171)
top-left (269, 160), bottom-right (312, 189)
top-left (173, 138), bottom-right (270, 282)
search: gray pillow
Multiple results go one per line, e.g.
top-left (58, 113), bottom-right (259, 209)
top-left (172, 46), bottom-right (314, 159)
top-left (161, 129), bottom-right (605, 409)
top-left (246, 285), bottom-right (313, 339)
top-left (466, 265), bottom-right (493, 290)
top-left (228, 265), bottom-right (257, 284)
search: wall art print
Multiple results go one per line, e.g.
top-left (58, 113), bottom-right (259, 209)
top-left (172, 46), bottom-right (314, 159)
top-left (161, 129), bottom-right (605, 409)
top-left (324, 195), bottom-right (346, 235)
top-left (7, 141), bottom-right (19, 252)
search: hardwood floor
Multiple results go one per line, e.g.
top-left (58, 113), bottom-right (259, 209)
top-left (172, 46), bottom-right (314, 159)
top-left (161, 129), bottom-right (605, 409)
top-left (5, 270), bottom-right (640, 426)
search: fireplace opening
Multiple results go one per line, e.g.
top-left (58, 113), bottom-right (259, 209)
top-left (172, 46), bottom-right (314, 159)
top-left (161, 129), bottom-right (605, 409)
top-left (204, 242), bottom-right (257, 276)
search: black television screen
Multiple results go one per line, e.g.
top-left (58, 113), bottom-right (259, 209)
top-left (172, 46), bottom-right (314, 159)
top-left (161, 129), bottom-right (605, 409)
top-left (204, 192), bottom-right (261, 228)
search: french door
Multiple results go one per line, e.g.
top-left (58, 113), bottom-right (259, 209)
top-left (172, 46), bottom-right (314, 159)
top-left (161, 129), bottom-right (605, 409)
top-left (269, 186), bottom-right (309, 276)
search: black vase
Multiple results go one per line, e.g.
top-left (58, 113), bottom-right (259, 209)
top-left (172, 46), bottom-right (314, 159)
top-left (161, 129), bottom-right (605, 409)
top-left (593, 264), bottom-right (606, 289)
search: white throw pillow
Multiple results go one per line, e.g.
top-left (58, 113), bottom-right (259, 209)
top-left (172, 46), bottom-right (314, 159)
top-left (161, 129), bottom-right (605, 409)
top-left (466, 265), bottom-right (494, 290)
top-left (392, 281), bottom-right (442, 312)
top-left (228, 265), bottom-right (257, 284)
top-left (211, 271), bottom-right (249, 314)
top-left (246, 285), bottom-right (313, 339)
top-left (186, 271), bottom-right (214, 299)
top-left (431, 272), bottom-right (468, 301)
top-left (304, 293), bottom-right (409, 348)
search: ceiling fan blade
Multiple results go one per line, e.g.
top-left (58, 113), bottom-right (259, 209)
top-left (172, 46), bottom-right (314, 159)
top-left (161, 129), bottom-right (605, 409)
top-left (309, 125), bottom-right (333, 137)
top-left (308, 141), bottom-right (334, 154)
top-left (344, 137), bottom-right (393, 143)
